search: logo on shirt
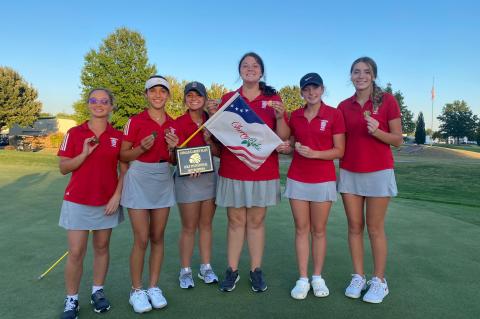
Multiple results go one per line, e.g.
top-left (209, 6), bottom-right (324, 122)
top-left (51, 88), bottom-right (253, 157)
top-left (261, 101), bottom-right (267, 109)
top-left (320, 120), bottom-right (329, 131)
top-left (110, 137), bottom-right (119, 148)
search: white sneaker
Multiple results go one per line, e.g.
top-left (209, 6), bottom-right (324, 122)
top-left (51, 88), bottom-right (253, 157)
top-left (345, 274), bottom-right (367, 299)
top-left (363, 277), bottom-right (389, 303)
top-left (311, 277), bottom-right (329, 297)
top-left (179, 268), bottom-right (195, 289)
top-left (290, 280), bottom-right (310, 300)
top-left (198, 265), bottom-right (219, 284)
top-left (147, 287), bottom-right (167, 309)
top-left (129, 289), bottom-right (152, 313)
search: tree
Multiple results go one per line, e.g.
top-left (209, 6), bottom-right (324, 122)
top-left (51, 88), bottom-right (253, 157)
top-left (0, 67), bottom-right (42, 128)
top-left (279, 85), bottom-right (303, 113)
top-left (78, 27), bottom-right (156, 129)
top-left (385, 83), bottom-right (415, 135)
top-left (164, 80), bottom-right (229, 119)
top-left (414, 112), bottom-right (426, 144)
top-left (437, 100), bottom-right (477, 144)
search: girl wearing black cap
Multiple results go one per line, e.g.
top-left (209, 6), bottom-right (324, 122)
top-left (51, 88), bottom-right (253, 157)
top-left (279, 73), bottom-right (345, 300)
top-left (169, 81), bottom-right (221, 289)
top-left (211, 52), bottom-right (289, 293)
top-left (337, 57), bottom-right (402, 304)
top-left (120, 75), bottom-right (178, 313)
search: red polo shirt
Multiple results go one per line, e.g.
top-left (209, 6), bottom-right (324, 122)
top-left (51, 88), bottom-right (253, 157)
top-left (175, 111), bottom-right (209, 147)
top-left (58, 122), bottom-right (123, 206)
top-left (123, 110), bottom-right (176, 163)
top-left (338, 92), bottom-right (401, 173)
top-left (218, 88), bottom-right (286, 181)
top-left (287, 102), bottom-right (345, 183)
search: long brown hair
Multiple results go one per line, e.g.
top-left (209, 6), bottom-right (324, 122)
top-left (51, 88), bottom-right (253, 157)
top-left (351, 57), bottom-right (384, 112)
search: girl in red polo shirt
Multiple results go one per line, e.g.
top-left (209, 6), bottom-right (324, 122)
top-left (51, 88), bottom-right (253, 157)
top-left (337, 57), bottom-right (403, 304)
top-left (210, 52), bottom-right (289, 293)
top-left (58, 88), bottom-right (125, 319)
top-left (280, 73), bottom-right (345, 300)
top-left (170, 81), bottom-right (221, 289)
top-left (120, 75), bottom-right (178, 313)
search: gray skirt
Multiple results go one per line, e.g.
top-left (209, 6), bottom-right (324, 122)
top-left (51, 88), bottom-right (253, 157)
top-left (284, 178), bottom-right (337, 202)
top-left (337, 168), bottom-right (398, 197)
top-left (121, 161), bottom-right (176, 209)
top-left (216, 176), bottom-right (280, 208)
top-left (59, 200), bottom-right (124, 230)
top-left (174, 171), bottom-right (216, 203)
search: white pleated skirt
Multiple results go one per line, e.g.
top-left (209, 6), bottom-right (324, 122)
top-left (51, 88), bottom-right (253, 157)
top-left (284, 178), bottom-right (337, 202)
top-left (59, 200), bottom-right (124, 230)
top-left (337, 168), bottom-right (398, 197)
top-left (121, 161), bottom-right (176, 209)
top-left (216, 176), bottom-right (280, 208)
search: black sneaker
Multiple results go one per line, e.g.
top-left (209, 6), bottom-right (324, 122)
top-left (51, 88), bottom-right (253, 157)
top-left (219, 267), bottom-right (240, 292)
top-left (60, 298), bottom-right (79, 319)
top-left (90, 289), bottom-right (111, 313)
top-left (250, 268), bottom-right (267, 292)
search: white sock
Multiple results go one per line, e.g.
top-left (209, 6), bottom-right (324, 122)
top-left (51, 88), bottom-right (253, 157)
top-left (200, 263), bottom-right (211, 271)
top-left (92, 285), bottom-right (103, 294)
top-left (312, 275), bottom-right (322, 281)
top-left (66, 294), bottom-right (78, 301)
top-left (299, 277), bottom-right (309, 283)
top-left (181, 267), bottom-right (192, 274)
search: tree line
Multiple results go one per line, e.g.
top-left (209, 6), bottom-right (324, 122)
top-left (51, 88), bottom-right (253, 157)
top-left (1, 27), bottom-right (479, 145)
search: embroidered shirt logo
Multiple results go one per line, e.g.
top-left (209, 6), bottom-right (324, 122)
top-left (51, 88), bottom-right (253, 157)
top-left (320, 120), bottom-right (328, 131)
top-left (110, 137), bottom-right (119, 147)
top-left (262, 101), bottom-right (267, 109)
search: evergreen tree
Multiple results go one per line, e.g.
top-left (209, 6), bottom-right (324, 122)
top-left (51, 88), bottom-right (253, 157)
top-left (385, 83), bottom-right (415, 134)
top-left (0, 67), bottom-right (42, 128)
top-left (415, 112), bottom-right (426, 144)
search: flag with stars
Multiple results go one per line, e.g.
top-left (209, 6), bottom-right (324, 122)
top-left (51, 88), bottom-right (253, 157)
top-left (204, 92), bottom-right (282, 171)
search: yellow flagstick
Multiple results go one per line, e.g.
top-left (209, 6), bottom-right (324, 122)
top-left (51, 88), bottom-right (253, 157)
top-left (37, 251), bottom-right (69, 280)
top-left (37, 230), bottom-right (94, 280)
top-left (177, 93), bottom-right (239, 148)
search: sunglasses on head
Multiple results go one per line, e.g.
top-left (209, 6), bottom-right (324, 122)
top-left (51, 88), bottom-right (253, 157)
top-left (88, 98), bottom-right (110, 105)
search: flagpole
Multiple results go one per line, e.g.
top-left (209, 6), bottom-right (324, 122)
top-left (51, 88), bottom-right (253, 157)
top-left (430, 77), bottom-right (435, 146)
top-left (179, 92), bottom-right (240, 148)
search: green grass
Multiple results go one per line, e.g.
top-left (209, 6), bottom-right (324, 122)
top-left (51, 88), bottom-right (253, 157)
top-left (1, 149), bottom-right (479, 319)
top-left (433, 143), bottom-right (480, 153)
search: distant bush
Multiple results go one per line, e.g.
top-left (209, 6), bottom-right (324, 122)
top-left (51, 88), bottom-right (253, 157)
top-left (47, 132), bottom-right (64, 149)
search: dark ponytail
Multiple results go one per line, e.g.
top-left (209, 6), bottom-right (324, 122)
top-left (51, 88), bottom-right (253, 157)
top-left (259, 81), bottom-right (277, 96)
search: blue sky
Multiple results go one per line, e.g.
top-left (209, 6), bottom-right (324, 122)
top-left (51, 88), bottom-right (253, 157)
top-left (2, 0), bottom-right (479, 129)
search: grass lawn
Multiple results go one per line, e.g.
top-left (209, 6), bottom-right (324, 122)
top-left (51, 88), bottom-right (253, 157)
top-left (0, 149), bottom-right (479, 319)
top-left (433, 143), bottom-right (480, 153)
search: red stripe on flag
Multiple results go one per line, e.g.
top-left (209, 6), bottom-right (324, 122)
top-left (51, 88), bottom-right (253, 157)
top-left (227, 145), bottom-right (268, 161)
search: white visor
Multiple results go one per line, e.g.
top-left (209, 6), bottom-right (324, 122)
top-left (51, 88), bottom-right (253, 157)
top-left (145, 77), bottom-right (170, 91)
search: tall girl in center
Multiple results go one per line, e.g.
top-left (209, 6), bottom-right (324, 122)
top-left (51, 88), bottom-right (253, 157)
top-left (212, 52), bottom-right (289, 292)
top-left (120, 75), bottom-right (177, 314)
top-left (280, 73), bottom-right (345, 300)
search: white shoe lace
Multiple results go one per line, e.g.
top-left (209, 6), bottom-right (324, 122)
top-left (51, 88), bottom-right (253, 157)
top-left (350, 275), bottom-right (365, 289)
top-left (367, 279), bottom-right (382, 295)
top-left (203, 268), bottom-right (216, 279)
top-left (64, 298), bottom-right (77, 311)
top-left (180, 272), bottom-right (193, 285)
top-left (132, 289), bottom-right (149, 306)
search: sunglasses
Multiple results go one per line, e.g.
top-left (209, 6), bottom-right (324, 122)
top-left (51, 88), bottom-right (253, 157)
top-left (88, 98), bottom-right (111, 105)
